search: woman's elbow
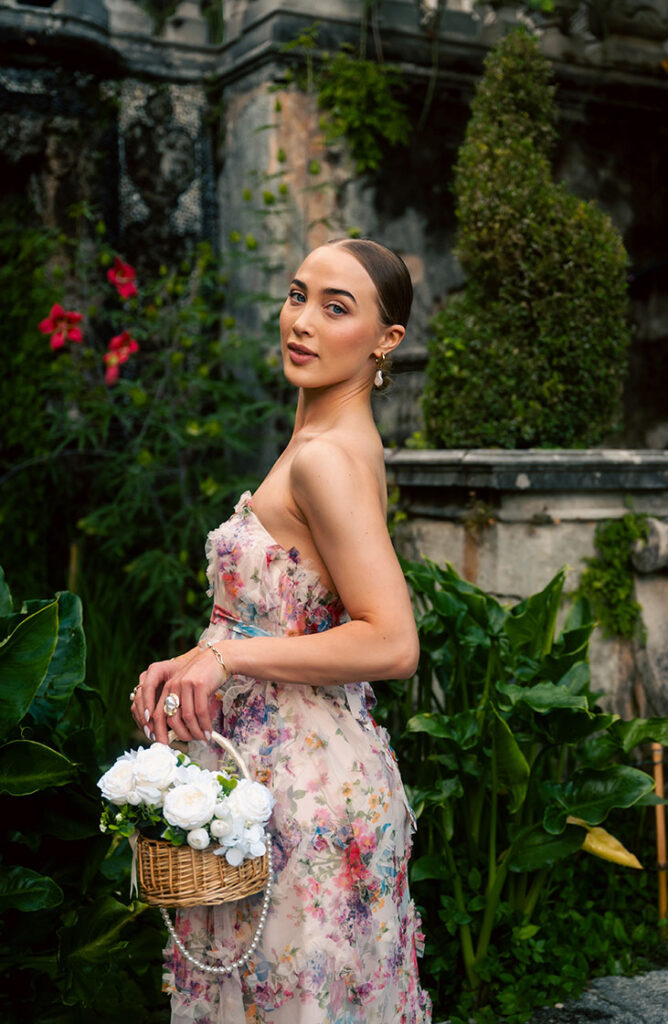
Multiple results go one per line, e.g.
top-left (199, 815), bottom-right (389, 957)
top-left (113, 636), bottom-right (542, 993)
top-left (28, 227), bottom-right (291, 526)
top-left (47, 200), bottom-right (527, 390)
top-left (389, 630), bottom-right (420, 680)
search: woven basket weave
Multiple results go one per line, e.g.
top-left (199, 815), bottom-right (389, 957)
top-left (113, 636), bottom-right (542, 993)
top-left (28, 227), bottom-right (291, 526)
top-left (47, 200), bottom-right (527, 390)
top-left (136, 730), bottom-right (270, 908)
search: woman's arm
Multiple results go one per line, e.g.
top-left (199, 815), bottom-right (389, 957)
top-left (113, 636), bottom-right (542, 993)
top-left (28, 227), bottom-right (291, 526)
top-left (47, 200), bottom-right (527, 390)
top-left (133, 440), bottom-right (418, 744)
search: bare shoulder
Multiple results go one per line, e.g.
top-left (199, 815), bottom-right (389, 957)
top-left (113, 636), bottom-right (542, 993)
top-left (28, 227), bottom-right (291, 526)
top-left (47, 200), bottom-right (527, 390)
top-left (290, 433), bottom-right (383, 514)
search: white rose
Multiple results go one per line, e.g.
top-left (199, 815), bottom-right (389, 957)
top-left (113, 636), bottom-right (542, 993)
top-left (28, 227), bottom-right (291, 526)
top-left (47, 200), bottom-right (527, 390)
top-left (244, 824), bottom-right (267, 859)
top-left (187, 828), bottom-right (211, 850)
top-left (97, 753), bottom-right (137, 805)
top-left (210, 813), bottom-right (245, 843)
top-left (175, 763), bottom-right (221, 789)
top-left (134, 743), bottom-right (178, 795)
top-left (225, 779), bottom-right (274, 825)
top-left (163, 782), bottom-right (218, 830)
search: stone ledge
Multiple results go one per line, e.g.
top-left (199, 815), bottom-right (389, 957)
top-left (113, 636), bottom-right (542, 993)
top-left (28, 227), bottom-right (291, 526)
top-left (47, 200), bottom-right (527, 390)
top-left (385, 449), bottom-right (668, 494)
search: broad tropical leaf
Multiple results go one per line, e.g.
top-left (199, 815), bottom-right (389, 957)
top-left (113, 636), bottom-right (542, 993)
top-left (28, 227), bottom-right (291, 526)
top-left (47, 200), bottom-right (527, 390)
top-left (566, 816), bottom-right (642, 869)
top-left (0, 740), bottom-right (76, 795)
top-left (508, 824), bottom-right (584, 872)
top-left (0, 600), bottom-right (58, 738)
top-left (492, 708), bottom-right (529, 813)
top-left (0, 865), bottom-right (63, 911)
top-left (542, 765), bottom-right (654, 834)
top-left (30, 592), bottom-right (86, 724)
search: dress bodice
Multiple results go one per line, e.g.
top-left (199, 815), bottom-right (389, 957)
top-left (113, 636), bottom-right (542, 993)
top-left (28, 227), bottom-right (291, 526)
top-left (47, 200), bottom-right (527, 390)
top-left (203, 491), bottom-right (346, 638)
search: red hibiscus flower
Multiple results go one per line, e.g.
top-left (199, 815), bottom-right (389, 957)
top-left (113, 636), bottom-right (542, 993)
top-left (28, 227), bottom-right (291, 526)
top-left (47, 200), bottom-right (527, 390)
top-left (38, 303), bottom-right (83, 350)
top-left (104, 330), bottom-right (139, 385)
top-left (107, 257), bottom-right (138, 299)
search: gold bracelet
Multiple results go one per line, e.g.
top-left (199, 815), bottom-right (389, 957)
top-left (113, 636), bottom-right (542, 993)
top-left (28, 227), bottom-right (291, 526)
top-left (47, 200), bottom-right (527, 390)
top-left (204, 640), bottom-right (230, 681)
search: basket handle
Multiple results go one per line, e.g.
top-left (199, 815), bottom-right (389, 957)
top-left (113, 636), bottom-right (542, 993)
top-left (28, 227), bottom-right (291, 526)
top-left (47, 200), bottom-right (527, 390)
top-left (167, 729), bottom-right (251, 780)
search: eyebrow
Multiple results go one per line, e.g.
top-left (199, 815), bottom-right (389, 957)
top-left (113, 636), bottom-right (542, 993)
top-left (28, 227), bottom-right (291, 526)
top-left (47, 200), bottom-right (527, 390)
top-left (290, 278), bottom-right (357, 304)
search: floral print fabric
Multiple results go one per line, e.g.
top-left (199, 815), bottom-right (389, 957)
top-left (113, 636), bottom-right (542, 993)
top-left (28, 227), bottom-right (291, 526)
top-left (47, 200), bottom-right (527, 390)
top-left (163, 492), bottom-right (432, 1024)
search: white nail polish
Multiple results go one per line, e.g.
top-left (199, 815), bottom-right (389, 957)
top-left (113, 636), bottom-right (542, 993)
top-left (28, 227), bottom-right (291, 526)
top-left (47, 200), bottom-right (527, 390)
top-left (205, 730), bottom-right (211, 741)
top-left (144, 709), bottom-right (150, 722)
top-left (144, 725), bottom-right (151, 740)
top-left (151, 732), bottom-right (156, 741)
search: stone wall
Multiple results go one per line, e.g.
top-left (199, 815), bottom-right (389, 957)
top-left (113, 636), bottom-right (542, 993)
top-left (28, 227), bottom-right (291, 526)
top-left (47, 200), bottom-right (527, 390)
top-left (387, 448), bottom-right (668, 717)
top-left (1, 0), bottom-right (667, 447)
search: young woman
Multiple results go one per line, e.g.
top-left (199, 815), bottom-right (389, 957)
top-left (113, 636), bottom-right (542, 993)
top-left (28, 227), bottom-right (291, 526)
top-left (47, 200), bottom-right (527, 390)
top-left (132, 239), bottom-right (432, 1024)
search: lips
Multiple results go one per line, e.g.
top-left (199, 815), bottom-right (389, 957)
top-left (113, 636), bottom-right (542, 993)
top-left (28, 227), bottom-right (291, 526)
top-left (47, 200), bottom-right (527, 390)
top-left (287, 342), bottom-right (318, 365)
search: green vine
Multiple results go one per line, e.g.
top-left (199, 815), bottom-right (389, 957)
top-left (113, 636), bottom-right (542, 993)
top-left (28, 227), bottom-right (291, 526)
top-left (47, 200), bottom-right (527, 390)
top-left (282, 24), bottom-right (411, 174)
top-left (576, 513), bottom-right (649, 639)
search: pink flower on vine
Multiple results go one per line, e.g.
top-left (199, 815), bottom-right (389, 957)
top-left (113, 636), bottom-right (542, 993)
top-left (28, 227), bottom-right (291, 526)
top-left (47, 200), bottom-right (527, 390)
top-left (107, 257), bottom-right (138, 299)
top-left (104, 330), bottom-right (139, 385)
top-left (38, 304), bottom-right (83, 350)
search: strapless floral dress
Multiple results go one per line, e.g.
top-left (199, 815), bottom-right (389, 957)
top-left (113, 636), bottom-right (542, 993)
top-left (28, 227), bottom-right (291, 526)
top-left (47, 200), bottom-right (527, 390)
top-left (162, 492), bottom-right (432, 1024)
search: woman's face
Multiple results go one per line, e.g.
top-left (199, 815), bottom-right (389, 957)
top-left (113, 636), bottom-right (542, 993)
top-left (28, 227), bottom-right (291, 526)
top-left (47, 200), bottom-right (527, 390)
top-left (279, 245), bottom-right (395, 392)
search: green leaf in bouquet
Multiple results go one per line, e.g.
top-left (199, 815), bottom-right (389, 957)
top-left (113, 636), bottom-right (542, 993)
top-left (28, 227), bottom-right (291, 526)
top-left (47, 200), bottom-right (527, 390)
top-left (542, 765), bottom-right (655, 834)
top-left (0, 865), bottom-right (64, 912)
top-left (0, 740), bottom-right (76, 795)
top-left (0, 600), bottom-right (59, 738)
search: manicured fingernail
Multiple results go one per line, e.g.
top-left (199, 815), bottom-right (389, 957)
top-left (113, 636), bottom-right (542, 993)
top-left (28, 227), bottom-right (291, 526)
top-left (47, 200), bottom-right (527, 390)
top-left (144, 709), bottom-right (150, 722)
top-left (151, 732), bottom-right (156, 741)
top-left (144, 725), bottom-right (151, 740)
top-left (205, 730), bottom-right (211, 741)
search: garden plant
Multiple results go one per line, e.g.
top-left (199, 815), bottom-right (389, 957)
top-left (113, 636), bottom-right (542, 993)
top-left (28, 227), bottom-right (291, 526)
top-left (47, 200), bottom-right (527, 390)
top-left (422, 28), bottom-right (631, 449)
top-left (0, 200), bottom-right (283, 756)
top-left (377, 559), bottom-right (668, 1021)
top-left (0, 566), bottom-right (166, 1022)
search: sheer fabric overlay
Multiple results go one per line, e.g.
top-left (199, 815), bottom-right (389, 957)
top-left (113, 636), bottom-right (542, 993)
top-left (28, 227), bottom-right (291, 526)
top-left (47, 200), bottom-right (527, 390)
top-left (162, 492), bottom-right (432, 1024)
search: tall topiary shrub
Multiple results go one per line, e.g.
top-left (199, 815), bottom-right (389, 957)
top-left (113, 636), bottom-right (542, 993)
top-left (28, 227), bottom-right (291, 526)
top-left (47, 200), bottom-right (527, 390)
top-left (423, 29), bottom-right (631, 449)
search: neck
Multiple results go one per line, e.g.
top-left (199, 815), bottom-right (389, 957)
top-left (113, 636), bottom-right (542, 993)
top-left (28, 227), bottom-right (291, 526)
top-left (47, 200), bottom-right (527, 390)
top-left (292, 378), bottom-right (374, 437)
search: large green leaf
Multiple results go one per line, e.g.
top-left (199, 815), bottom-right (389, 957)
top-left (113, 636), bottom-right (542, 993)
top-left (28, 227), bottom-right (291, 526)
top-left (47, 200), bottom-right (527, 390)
top-left (0, 600), bottom-right (58, 738)
top-left (542, 765), bottom-right (654, 834)
top-left (610, 718), bottom-right (668, 753)
top-left (0, 865), bottom-right (63, 912)
top-left (492, 708), bottom-right (529, 813)
top-left (544, 709), bottom-right (616, 746)
top-left (508, 824), bottom-right (584, 872)
top-left (30, 592), bottom-right (86, 724)
top-left (0, 740), bottom-right (76, 795)
top-left (407, 709), bottom-right (480, 749)
top-left (58, 895), bottom-right (146, 1006)
top-left (410, 852), bottom-right (450, 882)
top-left (504, 569), bottom-right (565, 659)
top-left (498, 680), bottom-right (590, 715)
top-left (0, 566), bottom-right (12, 618)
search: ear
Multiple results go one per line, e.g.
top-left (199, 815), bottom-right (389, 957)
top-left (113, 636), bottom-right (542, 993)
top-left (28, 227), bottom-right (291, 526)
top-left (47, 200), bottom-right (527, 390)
top-left (374, 324), bottom-right (405, 360)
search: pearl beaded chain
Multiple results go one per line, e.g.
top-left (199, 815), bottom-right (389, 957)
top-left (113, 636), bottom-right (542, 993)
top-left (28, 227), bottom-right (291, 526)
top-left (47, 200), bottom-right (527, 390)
top-left (160, 845), bottom-right (274, 975)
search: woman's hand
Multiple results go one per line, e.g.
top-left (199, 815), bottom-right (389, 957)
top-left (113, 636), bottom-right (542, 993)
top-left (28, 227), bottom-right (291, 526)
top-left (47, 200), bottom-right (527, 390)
top-left (131, 647), bottom-right (228, 745)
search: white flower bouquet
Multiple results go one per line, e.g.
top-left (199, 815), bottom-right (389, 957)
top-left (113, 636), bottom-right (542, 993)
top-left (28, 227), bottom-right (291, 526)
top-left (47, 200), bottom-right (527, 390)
top-left (98, 741), bottom-right (274, 867)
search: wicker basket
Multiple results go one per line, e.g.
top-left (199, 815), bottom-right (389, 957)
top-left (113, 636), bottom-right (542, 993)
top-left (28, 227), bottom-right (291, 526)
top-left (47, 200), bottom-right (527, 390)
top-left (136, 730), bottom-right (270, 908)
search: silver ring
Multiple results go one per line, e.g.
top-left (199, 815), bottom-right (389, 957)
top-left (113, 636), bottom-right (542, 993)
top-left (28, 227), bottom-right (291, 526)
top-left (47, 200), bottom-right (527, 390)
top-left (163, 692), bottom-right (180, 717)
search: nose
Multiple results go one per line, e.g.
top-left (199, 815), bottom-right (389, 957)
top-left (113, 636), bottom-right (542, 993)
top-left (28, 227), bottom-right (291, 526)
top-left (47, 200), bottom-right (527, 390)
top-left (291, 303), bottom-right (314, 337)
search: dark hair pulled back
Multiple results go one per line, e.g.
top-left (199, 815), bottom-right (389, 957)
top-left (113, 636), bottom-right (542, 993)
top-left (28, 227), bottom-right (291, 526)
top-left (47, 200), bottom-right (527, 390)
top-left (329, 238), bottom-right (413, 329)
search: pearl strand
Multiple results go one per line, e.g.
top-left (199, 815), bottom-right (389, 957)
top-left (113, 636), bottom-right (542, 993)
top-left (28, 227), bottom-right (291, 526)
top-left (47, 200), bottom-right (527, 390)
top-left (160, 846), bottom-right (273, 976)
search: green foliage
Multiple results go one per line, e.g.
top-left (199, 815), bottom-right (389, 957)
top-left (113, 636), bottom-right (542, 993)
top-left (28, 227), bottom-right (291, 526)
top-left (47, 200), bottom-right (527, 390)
top-left (577, 513), bottom-right (648, 638)
top-left (316, 45), bottom-right (411, 173)
top-left (282, 25), bottom-right (411, 173)
top-left (0, 568), bottom-right (165, 1022)
top-left (375, 559), bottom-right (667, 1020)
top-left (1, 201), bottom-right (282, 753)
top-left (423, 29), bottom-right (631, 448)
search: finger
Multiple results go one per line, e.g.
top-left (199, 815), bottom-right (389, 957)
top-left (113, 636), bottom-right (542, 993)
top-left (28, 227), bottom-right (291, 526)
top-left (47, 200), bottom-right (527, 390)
top-left (179, 685), bottom-right (206, 742)
top-left (153, 685), bottom-right (176, 745)
top-left (194, 685), bottom-right (213, 741)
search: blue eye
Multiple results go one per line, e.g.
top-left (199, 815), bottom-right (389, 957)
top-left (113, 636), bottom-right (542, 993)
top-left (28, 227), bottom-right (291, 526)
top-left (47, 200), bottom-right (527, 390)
top-left (329, 303), bottom-right (346, 315)
top-left (289, 290), bottom-right (306, 303)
